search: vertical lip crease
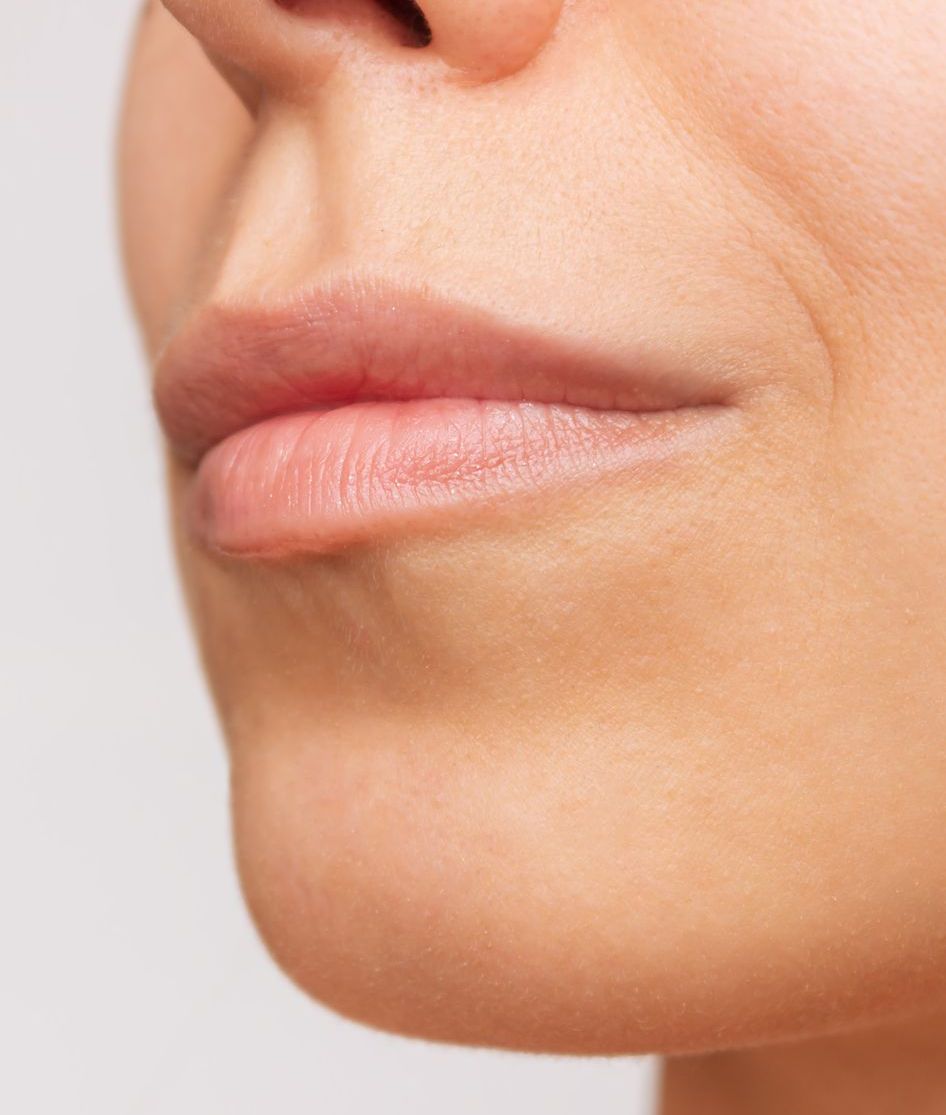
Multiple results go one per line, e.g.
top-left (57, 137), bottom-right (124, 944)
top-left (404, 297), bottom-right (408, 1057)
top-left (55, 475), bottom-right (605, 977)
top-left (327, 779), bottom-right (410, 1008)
top-left (152, 276), bottom-right (734, 467)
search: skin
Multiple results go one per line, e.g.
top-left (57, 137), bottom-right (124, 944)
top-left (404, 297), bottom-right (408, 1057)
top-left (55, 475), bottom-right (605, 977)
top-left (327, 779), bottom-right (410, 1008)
top-left (118, 1), bottom-right (946, 1109)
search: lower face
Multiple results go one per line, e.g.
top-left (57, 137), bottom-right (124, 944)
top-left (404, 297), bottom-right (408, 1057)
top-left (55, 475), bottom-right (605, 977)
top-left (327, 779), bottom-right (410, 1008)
top-left (120, 1), bottom-right (946, 1054)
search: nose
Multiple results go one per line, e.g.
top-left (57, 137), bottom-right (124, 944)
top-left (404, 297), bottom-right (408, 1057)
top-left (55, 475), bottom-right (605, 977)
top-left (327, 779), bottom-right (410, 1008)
top-left (161, 0), bottom-right (563, 88)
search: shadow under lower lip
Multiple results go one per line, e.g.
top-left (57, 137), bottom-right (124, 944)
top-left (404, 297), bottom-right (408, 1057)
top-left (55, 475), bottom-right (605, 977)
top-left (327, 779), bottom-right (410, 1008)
top-left (187, 397), bottom-right (733, 559)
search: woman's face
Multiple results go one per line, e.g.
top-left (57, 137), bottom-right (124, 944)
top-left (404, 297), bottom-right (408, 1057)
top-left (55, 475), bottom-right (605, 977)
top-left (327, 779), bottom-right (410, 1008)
top-left (119, 0), bottom-right (946, 1054)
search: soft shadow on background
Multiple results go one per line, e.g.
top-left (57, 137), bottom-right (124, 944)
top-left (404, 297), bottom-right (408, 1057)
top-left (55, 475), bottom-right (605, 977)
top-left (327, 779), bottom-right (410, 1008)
top-left (1, 4), bottom-right (655, 1111)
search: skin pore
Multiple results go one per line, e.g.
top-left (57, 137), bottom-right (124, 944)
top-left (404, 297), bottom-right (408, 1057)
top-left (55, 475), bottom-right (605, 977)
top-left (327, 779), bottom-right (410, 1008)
top-left (118, 2), bottom-right (946, 1111)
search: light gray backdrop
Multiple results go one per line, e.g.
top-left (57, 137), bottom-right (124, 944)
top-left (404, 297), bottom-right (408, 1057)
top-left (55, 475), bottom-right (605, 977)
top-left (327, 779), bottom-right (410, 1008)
top-left (1, 4), bottom-right (656, 1111)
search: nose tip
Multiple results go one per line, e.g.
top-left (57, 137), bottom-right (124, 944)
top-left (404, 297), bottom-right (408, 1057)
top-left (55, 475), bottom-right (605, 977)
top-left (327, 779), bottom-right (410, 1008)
top-left (162, 0), bottom-right (564, 90)
top-left (422, 0), bottom-right (563, 80)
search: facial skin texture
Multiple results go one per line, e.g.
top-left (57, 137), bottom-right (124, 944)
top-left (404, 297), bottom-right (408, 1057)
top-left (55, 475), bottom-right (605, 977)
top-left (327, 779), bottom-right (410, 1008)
top-left (118, 0), bottom-right (946, 1102)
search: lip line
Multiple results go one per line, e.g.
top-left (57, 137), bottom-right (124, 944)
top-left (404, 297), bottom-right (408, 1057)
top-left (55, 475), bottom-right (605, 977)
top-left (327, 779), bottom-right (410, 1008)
top-left (153, 276), bottom-right (733, 467)
top-left (194, 393), bottom-right (720, 462)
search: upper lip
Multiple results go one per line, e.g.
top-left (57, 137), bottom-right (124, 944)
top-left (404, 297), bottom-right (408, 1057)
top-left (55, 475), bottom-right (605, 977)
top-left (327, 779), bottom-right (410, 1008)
top-left (153, 276), bottom-right (728, 465)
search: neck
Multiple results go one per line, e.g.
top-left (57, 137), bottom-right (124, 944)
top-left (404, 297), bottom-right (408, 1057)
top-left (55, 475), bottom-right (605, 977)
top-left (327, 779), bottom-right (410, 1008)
top-left (660, 1011), bottom-right (946, 1115)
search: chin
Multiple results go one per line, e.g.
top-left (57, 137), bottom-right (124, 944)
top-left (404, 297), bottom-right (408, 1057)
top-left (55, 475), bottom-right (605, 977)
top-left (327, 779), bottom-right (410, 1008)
top-left (171, 486), bottom-right (946, 1059)
top-left (225, 710), bottom-right (946, 1058)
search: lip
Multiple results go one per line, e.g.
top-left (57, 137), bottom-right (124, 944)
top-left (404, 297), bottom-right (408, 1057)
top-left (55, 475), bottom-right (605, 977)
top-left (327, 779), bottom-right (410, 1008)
top-left (154, 277), bottom-right (736, 556)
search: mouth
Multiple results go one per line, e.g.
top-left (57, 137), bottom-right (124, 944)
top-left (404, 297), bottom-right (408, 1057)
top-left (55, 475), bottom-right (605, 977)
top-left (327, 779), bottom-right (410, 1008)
top-left (154, 276), bottom-right (738, 557)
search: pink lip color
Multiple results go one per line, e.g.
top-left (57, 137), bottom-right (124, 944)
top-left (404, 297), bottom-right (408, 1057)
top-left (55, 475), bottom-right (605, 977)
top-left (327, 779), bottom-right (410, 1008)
top-left (155, 278), bottom-right (735, 556)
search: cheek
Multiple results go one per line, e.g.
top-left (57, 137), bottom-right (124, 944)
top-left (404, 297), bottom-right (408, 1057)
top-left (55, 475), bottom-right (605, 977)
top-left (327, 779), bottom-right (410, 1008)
top-left (118, 4), bottom-right (252, 350)
top-left (636, 2), bottom-right (946, 279)
top-left (638, 2), bottom-right (946, 546)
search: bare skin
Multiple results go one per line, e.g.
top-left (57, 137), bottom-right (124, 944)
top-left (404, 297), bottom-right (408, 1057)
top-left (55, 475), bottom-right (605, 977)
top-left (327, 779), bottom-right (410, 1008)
top-left (664, 1012), bottom-right (946, 1115)
top-left (118, 3), bottom-right (946, 1110)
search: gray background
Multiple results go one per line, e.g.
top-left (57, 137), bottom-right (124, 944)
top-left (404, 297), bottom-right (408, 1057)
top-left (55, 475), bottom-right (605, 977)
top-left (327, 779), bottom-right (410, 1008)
top-left (1, 4), bottom-right (656, 1111)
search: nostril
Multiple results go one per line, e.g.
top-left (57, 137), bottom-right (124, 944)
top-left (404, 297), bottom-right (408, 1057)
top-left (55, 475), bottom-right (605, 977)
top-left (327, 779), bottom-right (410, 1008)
top-left (275, 0), bottom-right (432, 48)
top-left (375, 0), bottom-right (431, 46)
top-left (379, 0), bottom-right (431, 46)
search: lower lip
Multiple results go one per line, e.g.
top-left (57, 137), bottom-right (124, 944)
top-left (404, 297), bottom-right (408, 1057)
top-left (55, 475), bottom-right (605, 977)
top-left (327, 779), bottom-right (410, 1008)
top-left (186, 398), bottom-right (730, 557)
